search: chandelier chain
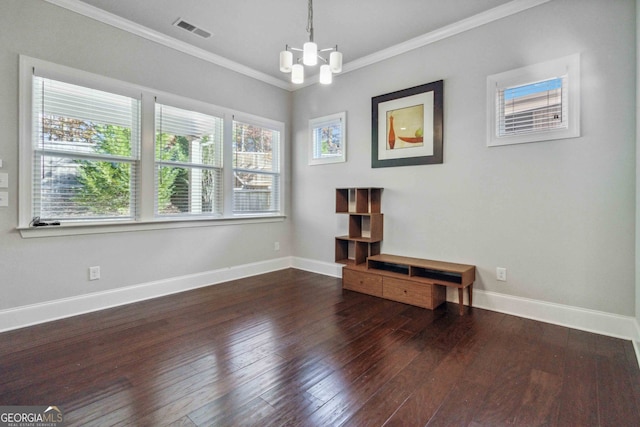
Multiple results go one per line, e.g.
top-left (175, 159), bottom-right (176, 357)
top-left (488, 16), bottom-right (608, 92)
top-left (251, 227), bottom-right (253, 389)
top-left (307, 0), bottom-right (314, 42)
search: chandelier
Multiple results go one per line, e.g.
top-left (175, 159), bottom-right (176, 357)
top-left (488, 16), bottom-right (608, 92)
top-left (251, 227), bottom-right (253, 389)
top-left (279, 0), bottom-right (342, 85)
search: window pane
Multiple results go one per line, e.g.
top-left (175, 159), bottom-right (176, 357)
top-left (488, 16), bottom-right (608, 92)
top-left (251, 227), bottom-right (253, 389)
top-left (232, 120), bottom-right (280, 214)
top-left (31, 76), bottom-right (140, 222)
top-left (155, 104), bottom-right (222, 167)
top-left (34, 155), bottom-right (134, 219)
top-left (233, 172), bottom-right (279, 213)
top-left (232, 122), bottom-right (278, 172)
top-left (313, 121), bottom-right (343, 159)
top-left (34, 76), bottom-right (139, 157)
top-left (155, 103), bottom-right (224, 217)
top-left (156, 165), bottom-right (222, 215)
top-left (499, 77), bottom-right (566, 136)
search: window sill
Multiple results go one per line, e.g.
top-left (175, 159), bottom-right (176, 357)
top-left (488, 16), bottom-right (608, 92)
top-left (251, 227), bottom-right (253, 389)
top-left (17, 215), bottom-right (286, 239)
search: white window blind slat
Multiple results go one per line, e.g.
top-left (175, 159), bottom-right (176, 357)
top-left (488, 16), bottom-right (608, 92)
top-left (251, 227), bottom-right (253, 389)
top-left (155, 103), bottom-right (223, 216)
top-left (497, 76), bottom-right (568, 137)
top-left (32, 76), bottom-right (140, 222)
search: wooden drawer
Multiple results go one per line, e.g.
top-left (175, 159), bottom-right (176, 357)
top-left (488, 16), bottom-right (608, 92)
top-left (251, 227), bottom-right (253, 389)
top-left (383, 277), bottom-right (434, 309)
top-left (343, 269), bottom-right (383, 297)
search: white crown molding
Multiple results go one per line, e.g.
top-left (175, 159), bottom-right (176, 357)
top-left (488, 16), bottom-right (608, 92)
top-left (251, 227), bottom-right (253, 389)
top-left (340, 0), bottom-right (551, 77)
top-left (42, 0), bottom-right (291, 90)
top-left (44, 0), bottom-right (550, 92)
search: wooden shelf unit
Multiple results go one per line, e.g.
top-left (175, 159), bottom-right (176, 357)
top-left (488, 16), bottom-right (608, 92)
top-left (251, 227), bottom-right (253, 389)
top-left (335, 188), bottom-right (382, 214)
top-left (343, 254), bottom-right (476, 315)
top-left (335, 188), bottom-right (383, 265)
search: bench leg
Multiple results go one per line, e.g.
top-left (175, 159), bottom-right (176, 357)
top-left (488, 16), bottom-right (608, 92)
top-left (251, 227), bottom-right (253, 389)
top-left (468, 284), bottom-right (473, 309)
top-left (458, 288), bottom-right (464, 315)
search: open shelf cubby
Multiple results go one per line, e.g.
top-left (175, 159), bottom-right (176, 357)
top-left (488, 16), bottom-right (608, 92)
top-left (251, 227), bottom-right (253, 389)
top-left (336, 188), bottom-right (382, 214)
top-left (335, 188), bottom-right (383, 265)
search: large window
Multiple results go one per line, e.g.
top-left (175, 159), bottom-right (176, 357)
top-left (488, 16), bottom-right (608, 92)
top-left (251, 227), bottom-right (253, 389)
top-left (19, 56), bottom-right (284, 231)
top-left (155, 103), bottom-right (223, 217)
top-left (30, 76), bottom-right (140, 221)
top-left (486, 53), bottom-right (580, 147)
top-left (232, 119), bottom-right (281, 214)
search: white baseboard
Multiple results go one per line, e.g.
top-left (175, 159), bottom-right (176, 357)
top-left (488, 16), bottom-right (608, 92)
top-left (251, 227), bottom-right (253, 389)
top-left (446, 288), bottom-right (640, 342)
top-left (634, 320), bottom-right (640, 369)
top-left (0, 256), bottom-right (293, 333)
top-left (292, 258), bottom-right (640, 345)
top-left (2, 254), bottom-right (640, 368)
top-left (291, 256), bottom-right (342, 277)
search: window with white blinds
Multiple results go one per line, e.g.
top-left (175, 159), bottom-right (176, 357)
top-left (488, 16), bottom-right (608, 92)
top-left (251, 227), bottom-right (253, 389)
top-left (155, 103), bottom-right (223, 217)
top-left (309, 112), bottom-right (346, 165)
top-left (20, 56), bottom-right (284, 230)
top-left (487, 53), bottom-right (580, 147)
top-left (498, 77), bottom-right (566, 136)
top-left (31, 75), bottom-right (140, 221)
top-left (232, 119), bottom-right (281, 214)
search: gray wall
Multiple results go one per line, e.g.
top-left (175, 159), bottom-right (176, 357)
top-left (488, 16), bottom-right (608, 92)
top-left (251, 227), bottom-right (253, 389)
top-left (636, 0), bottom-right (640, 329)
top-left (1, 0), bottom-right (637, 320)
top-left (292, 0), bottom-right (637, 316)
top-left (0, 1), bottom-right (292, 310)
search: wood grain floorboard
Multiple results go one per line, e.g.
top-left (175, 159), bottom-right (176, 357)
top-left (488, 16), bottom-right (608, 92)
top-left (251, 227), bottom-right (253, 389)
top-left (0, 268), bottom-right (638, 426)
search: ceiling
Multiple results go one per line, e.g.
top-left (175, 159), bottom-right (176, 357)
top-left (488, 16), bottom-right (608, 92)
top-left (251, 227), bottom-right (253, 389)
top-left (52, 0), bottom-right (543, 89)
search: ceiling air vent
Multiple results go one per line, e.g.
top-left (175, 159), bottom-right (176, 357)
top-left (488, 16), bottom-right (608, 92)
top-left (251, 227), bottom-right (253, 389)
top-left (173, 18), bottom-right (212, 39)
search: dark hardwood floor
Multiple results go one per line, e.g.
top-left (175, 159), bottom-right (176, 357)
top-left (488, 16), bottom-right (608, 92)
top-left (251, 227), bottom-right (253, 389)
top-left (1, 268), bottom-right (639, 426)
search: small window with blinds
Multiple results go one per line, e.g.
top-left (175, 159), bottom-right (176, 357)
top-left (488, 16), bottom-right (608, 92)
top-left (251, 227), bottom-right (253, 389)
top-left (155, 103), bottom-right (223, 217)
top-left (31, 75), bottom-right (140, 221)
top-left (232, 119), bottom-right (281, 214)
top-left (500, 77), bottom-right (565, 136)
top-left (309, 112), bottom-right (346, 165)
top-left (487, 53), bottom-right (580, 147)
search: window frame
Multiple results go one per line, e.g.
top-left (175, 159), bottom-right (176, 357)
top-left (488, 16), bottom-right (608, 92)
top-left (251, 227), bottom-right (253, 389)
top-left (18, 56), bottom-right (285, 236)
top-left (308, 112), bottom-right (346, 165)
top-left (154, 98), bottom-right (226, 218)
top-left (486, 53), bottom-right (580, 147)
top-left (231, 114), bottom-right (284, 216)
top-left (29, 75), bottom-right (142, 223)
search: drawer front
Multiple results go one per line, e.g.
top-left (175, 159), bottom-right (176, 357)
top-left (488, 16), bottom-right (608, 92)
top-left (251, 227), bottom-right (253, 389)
top-left (343, 269), bottom-right (383, 297)
top-left (383, 277), bottom-right (433, 308)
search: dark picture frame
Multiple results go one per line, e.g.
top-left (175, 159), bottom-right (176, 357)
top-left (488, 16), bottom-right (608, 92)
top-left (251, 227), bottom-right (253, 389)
top-left (371, 80), bottom-right (443, 168)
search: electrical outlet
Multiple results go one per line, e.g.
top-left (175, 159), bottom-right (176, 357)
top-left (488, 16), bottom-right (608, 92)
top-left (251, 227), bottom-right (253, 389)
top-left (89, 266), bottom-right (101, 281)
top-left (0, 172), bottom-right (7, 188)
top-left (496, 267), bottom-right (507, 282)
top-left (274, 241), bottom-right (280, 251)
top-left (0, 192), bottom-right (7, 207)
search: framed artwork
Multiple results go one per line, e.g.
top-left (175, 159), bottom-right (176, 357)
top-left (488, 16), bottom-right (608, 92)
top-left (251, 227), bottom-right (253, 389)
top-left (309, 112), bottom-right (346, 165)
top-left (371, 80), bottom-right (443, 168)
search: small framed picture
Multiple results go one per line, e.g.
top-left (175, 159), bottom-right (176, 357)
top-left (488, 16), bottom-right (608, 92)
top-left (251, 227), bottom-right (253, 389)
top-left (372, 80), bottom-right (443, 168)
top-left (309, 112), bottom-right (346, 165)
